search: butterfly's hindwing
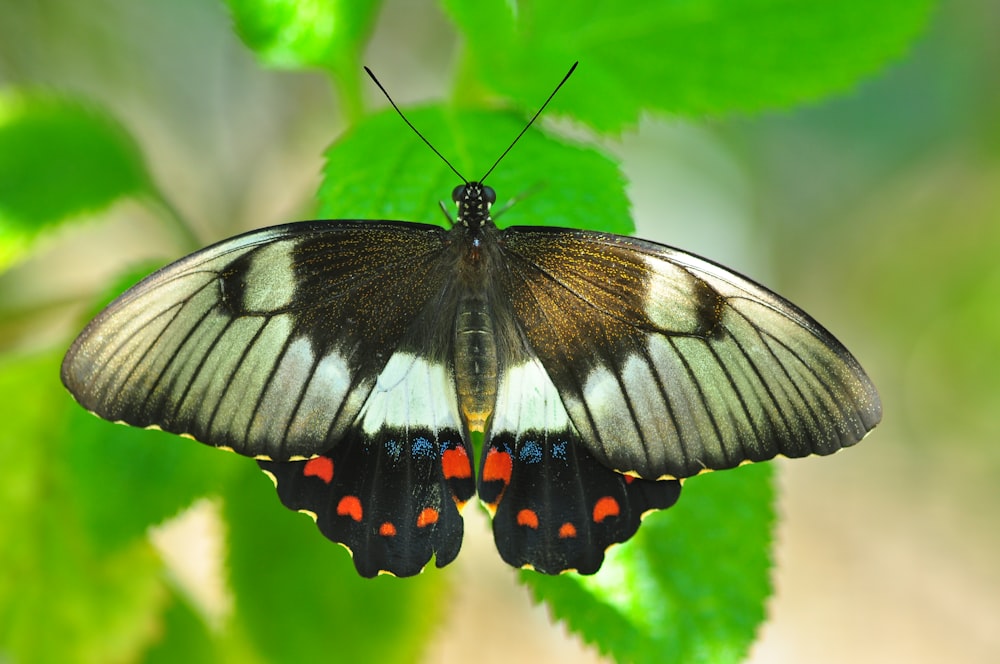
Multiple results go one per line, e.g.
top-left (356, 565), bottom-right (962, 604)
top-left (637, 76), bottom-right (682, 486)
top-left (480, 357), bottom-right (681, 574)
top-left (497, 227), bottom-right (882, 480)
top-left (259, 427), bottom-right (473, 578)
top-left (61, 220), bottom-right (454, 460)
top-left (260, 351), bottom-right (475, 577)
top-left (481, 434), bottom-right (681, 574)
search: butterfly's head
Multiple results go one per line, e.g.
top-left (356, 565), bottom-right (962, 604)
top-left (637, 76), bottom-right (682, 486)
top-left (453, 182), bottom-right (496, 230)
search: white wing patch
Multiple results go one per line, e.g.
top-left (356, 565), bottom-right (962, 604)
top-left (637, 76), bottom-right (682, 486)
top-left (580, 364), bottom-right (640, 443)
top-left (247, 335), bottom-right (317, 449)
top-left (492, 357), bottom-right (573, 437)
top-left (186, 315), bottom-right (268, 431)
top-left (243, 333), bottom-right (374, 455)
top-left (359, 352), bottom-right (462, 436)
top-left (643, 334), bottom-right (721, 466)
top-left (641, 254), bottom-right (712, 333)
top-left (289, 350), bottom-right (354, 440)
top-left (211, 314), bottom-right (294, 440)
top-left (241, 241), bottom-right (296, 311)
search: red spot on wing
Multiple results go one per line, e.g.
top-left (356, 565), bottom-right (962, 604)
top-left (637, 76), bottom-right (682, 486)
top-left (416, 507), bottom-right (439, 527)
top-left (442, 447), bottom-right (472, 479)
top-left (592, 496), bottom-right (621, 523)
top-left (379, 522), bottom-right (397, 537)
top-left (516, 509), bottom-right (539, 529)
top-left (558, 522), bottom-right (577, 539)
top-left (623, 474), bottom-right (635, 484)
top-left (482, 448), bottom-right (513, 484)
top-left (303, 456), bottom-right (334, 484)
top-left (336, 496), bottom-right (363, 521)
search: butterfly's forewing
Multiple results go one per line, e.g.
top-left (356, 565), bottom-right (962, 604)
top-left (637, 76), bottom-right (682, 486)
top-left (61, 220), bottom-right (456, 459)
top-left (494, 227), bottom-right (882, 481)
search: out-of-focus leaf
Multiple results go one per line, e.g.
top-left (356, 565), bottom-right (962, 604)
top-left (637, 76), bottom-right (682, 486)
top-left (824, 160), bottom-right (1000, 458)
top-left (225, 0), bottom-right (382, 71)
top-left (143, 592), bottom-right (219, 664)
top-left (0, 352), bottom-right (167, 663)
top-left (0, 94), bottom-right (152, 269)
top-left (144, 588), bottom-right (266, 664)
top-left (443, 0), bottom-right (936, 130)
top-left (62, 406), bottom-right (243, 555)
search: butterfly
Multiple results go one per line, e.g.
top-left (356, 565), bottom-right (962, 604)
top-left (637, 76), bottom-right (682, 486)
top-left (60, 65), bottom-right (881, 577)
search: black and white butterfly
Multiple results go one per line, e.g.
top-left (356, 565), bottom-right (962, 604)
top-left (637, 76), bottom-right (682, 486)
top-left (61, 66), bottom-right (881, 577)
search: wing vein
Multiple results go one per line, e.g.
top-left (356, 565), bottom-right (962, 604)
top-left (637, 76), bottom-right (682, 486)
top-left (174, 311), bottom-right (236, 418)
top-left (138, 292), bottom-right (218, 419)
top-left (705, 337), bottom-right (762, 457)
top-left (637, 341), bottom-right (689, 474)
top-left (724, 314), bottom-right (797, 447)
top-left (204, 316), bottom-right (270, 438)
top-left (243, 325), bottom-right (300, 450)
top-left (669, 336), bottom-right (729, 469)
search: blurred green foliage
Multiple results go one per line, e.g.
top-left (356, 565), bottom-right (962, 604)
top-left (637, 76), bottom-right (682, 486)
top-left (0, 95), bottom-right (153, 269)
top-left (0, 0), bottom-right (956, 662)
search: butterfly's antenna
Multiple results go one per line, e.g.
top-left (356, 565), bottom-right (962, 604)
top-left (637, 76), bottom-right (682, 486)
top-left (479, 61), bottom-right (578, 184)
top-left (364, 67), bottom-right (467, 183)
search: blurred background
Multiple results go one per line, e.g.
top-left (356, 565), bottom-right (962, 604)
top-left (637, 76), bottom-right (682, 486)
top-left (1, 0), bottom-right (998, 662)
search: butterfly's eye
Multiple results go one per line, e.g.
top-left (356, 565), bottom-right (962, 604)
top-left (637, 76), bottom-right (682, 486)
top-left (483, 185), bottom-right (497, 205)
top-left (452, 185), bottom-right (466, 203)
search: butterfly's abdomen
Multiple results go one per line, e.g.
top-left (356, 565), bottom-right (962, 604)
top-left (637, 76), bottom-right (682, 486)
top-left (454, 292), bottom-right (498, 433)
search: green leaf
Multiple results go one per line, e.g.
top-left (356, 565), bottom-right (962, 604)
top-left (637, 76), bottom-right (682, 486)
top-left (0, 93), bottom-right (152, 270)
top-left (62, 407), bottom-right (243, 554)
top-left (224, 0), bottom-right (384, 120)
top-left (443, 0), bottom-right (936, 130)
top-left (223, 462), bottom-right (451, 663)
top-left (144, 588), bottom-right (266, 664)
top-left (143, 592), bottom-right (220, 664)
top-left (319, 106), bottom-right (633, 234)
top-left (0, 352), bottom-right (168, 663)
top-left (525, 464), bottom-right (775, 664)
top-left (225, 0), bottom-right (382, 71)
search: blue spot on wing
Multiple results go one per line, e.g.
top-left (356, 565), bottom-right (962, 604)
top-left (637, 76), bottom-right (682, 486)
top-left (552, 440), bottom-right (568, 459)
top-left (385, 438), bottom-right (402, 458)
top-left (519, 440), bottom-right (543, 464)
top-left (412, 436), bottom-right (434, 458)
